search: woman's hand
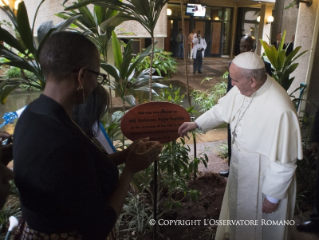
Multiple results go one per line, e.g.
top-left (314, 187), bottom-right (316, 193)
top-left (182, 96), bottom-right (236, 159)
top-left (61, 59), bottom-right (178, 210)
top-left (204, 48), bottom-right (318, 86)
top-left (124, 140), bottom-right (162, 174)
top-left (0, 131), bottom-right (13, 166)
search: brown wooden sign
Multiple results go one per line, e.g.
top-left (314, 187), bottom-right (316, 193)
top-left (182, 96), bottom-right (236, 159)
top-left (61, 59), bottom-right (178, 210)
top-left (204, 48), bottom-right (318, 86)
top-left (121, 102), bottom-right (190, 143)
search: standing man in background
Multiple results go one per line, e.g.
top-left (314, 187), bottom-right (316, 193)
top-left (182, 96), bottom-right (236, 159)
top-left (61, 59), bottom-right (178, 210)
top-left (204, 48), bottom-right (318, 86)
top-left (192, 31), bottom-right (207, 74)
top-left (286, 34), bottom-right (295, 56)
top-left (176, 29), bottom-right (184, 59)
top-left (272, 32), bottom-right (287, 50)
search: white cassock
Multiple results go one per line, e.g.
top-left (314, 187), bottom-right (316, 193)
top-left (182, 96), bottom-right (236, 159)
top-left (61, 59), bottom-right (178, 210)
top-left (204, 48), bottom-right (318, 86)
top-left (195, 75), bottom-right (303, 240)
top-left (192, 37), bottom-right (207, 59)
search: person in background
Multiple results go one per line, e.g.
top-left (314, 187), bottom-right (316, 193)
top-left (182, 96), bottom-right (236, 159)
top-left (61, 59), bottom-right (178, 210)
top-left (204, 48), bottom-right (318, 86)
top-left (179, 52), bottom-right (302, 240)
top-left (176, 29), bottom-right (184, 59)
top-left (219, 35), bottom-right (273, 178)
top-left (286, 34), bottom-right (295, 56)
top-left (188, 29), bottom-right (196, 59)
top-left (272, 32), bottom-right (287, 50)
top-left (192, 31), bottom-right (207, 74)
top-left (296, 108), bottom-right (319, 233)
top-left (13, 31), bottom-right (162, 240)
top-left (0, 131), bottom-right (14, 209)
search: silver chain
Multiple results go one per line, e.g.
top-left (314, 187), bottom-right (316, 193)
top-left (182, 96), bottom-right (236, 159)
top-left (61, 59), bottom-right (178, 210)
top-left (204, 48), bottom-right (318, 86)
top-left (231, 92), bottom-right (257, 144)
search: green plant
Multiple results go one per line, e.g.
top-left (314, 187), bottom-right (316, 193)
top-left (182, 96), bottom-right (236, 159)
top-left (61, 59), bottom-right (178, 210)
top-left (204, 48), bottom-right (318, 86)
top-left (260, 30), bottom-right (307, 91)
top-left (215, 144), bottom-right (229, 161)
top-left (0, 1), bottom-right (79, 103)
top-left (117, 192), bottom-right (154, 238)
top-left (101, 31), bottom-right (166, 110)
top-left (153, 84), bottom-right (184, 104)
top-left (132, 48), bottom-right (177, 77)
top-left (66, 0), bottom-right (170, 101)
top-left (58, 0), bottom-right (132, 63)
top-left (189, 149), bottom-right (209, 179)
top-left (192, 79), bottom-right (227, 113)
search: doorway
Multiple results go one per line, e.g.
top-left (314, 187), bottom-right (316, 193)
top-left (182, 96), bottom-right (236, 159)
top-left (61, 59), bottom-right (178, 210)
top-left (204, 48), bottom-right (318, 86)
top-left (194, 20), bottom-right (222, 57)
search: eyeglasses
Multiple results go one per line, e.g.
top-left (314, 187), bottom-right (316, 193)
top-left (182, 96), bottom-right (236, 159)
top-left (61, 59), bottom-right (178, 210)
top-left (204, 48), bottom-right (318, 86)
top-left (86, 69), bottom-right (107, 84)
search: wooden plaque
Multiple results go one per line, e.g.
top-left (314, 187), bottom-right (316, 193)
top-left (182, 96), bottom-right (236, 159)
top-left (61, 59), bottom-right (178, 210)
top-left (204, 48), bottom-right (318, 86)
top-left (121, 102), bottom-right (191, 143)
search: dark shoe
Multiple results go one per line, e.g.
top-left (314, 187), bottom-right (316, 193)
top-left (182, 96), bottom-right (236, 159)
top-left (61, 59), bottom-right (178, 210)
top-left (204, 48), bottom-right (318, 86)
top-left (219, 170), bottom-right (229, 178)
top-left (198, 71), bottom-right (202, 73)
top-left (296, 221), bottom-right (319, 232)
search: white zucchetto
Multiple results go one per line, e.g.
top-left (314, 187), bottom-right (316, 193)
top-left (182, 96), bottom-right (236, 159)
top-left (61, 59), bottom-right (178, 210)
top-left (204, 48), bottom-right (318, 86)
top-left (232, 52), bottom-right (265, 69)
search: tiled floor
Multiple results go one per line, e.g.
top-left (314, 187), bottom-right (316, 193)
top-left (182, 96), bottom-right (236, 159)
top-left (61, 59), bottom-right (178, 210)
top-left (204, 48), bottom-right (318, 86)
top-left (171, 57), bottom-right (231, 92)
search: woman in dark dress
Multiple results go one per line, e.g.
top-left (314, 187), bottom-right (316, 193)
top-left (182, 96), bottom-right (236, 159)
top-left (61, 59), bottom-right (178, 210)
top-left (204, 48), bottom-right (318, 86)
top-left (13, 32), bottom-right (162, 240)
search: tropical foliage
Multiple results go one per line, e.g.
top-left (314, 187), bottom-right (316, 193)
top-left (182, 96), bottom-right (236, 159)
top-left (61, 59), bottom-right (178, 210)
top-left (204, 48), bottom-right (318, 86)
top-left (0, 1), bottom-right (79, 103)
top-left (57, 0), bottom-right (132, 62)
top-left (100, 31), bottom-right (166, 112)
top-left (132, 48), bottom-right (177, 77)
top-left (65, 0), bottom-right (170, 100)
top-left (192, 79), bottom-right (228, 113)
top-left (260, 30), bottom-right (307, 91)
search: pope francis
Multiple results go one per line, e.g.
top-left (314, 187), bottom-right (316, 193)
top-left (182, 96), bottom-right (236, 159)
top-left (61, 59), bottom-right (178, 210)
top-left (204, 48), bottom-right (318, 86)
top-left (178, 52), bottom-right (303, 240)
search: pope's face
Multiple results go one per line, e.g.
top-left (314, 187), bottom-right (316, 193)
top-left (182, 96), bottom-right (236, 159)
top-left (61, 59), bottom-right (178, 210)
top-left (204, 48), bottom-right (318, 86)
top-left (229, 63), bottom-right (254, 96)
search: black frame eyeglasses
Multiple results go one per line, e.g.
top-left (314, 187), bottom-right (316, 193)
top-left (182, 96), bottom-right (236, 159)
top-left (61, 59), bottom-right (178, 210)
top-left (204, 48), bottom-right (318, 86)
top-left (86, 69), bottom-right (108, 84)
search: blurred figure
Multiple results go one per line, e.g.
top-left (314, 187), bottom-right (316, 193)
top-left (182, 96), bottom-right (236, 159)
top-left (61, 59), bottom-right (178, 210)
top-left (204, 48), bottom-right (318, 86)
top-left (296, 108), bottom-right (319, 233)
top-left (286, 34), bottom-right (295, 56)
top-left (188, 29), bottom-right (196, 59)
top-left (192, 31), bottom-right (207, 74)
top-left (272, 32), bottom-right (287, 50)
top-left (0, 131), bottom-right (14, 209)
top-left (176, 29), bottom-right (184, 59)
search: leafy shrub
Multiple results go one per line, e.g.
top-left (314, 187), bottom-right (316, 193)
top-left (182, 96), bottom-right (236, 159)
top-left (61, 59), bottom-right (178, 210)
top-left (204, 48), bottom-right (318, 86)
top-left (132, 48), bottom-right (177, 77)
top-left (117, 192), bottom-right (154, 238)
top-left (192, 79), bottom-right (227, 113)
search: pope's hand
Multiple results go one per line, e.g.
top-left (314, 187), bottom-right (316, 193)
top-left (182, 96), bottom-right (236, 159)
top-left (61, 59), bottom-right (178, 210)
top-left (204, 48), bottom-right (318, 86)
top-left (124, 140), bottom-right (162, 174)
top-left (178, 122), bottom-right (198, 138)
top-left (262, 197), bottom-right (279, 214)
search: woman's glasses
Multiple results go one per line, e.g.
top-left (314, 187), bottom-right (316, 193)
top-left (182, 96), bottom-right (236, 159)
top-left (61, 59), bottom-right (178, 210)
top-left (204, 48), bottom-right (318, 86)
top-left (86, 69), bottom-right (107, 84)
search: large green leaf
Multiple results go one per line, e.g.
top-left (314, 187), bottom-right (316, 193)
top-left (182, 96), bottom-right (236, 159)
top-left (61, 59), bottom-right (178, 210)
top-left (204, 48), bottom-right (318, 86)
top-left (0, 27), bottom-right (26, 54)
top-left (130, 0), bottom-right (150, 17)
top-left (54, 14), bottom-right (82, 32)
top-left (0, 61), bottom-right (36, 74)
top-left (0, 84), bottom-right (20, 104)
top-left (16, 1), bottom-right (35, 56)
top-left (278, 31), bottom-right (286, 51)
top-left (127, 42), bottom-right (154, 77)
top-left (94, 5), bottom-right (106, 26)
top-left (111, 31), bottom-right (123, 69)
top-left (100, 13), bottom-right (135, 32)
top-left (0, 6), bottom-right (18, 29)
top-left (100, 63), bottom-right (120, 80)
top-left (260, 40), bottom-right (277, 69)
top-left (120, 40), bottom-right (134, 79)
top-left (0, 45), bottom-right (24, 62)
top-left (135, 86), bottom-right (158, 95)
top-left (124, 95), bottom-right (136, 106)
